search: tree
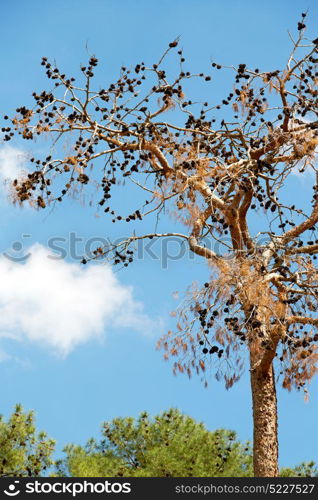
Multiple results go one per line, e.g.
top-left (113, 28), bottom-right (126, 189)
top-left (56, 409), bottom-right (253, 477)
top-left (0, 404), bottom-right (55, 477)
top-left (56, 409), bottom-right (317, 478)
top-left (3, 15), bottom-right (318, 476)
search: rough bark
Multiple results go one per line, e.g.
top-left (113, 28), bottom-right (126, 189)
top-left (250, 359), bottom-right (279, 477)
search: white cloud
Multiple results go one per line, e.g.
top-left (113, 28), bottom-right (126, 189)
top-left (0, 145), bottom-right (28, 182)
top-left (0, 145), bottom-right (29, 203)
top-left (0, 244), bottom-right (156, 357)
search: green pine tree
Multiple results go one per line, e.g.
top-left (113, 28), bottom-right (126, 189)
top-left (280, 461), bottom-right (318, 478)
top-left (56, 409), bottom-right (253, 477)
top-left (0, 404), bottom-right (55, 477)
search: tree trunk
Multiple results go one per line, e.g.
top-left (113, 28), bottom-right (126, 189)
top-left (250, 360), bottom-right (279, 477)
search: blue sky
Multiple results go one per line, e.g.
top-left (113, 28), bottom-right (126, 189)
top-left (0, 0), bottom-right (318, 470)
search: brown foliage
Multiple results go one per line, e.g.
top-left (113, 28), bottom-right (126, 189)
top-left (3, 21), bottom-right (318, 393)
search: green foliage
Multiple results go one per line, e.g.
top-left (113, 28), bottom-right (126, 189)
top-left (0, 404), bottom-right (55, 477)
top-left (1, 406), bottom-right (315, 478)
top-left (280, 461), bottom-right (318, 478)
top-left (56, 409), bottom-right (253, 477)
